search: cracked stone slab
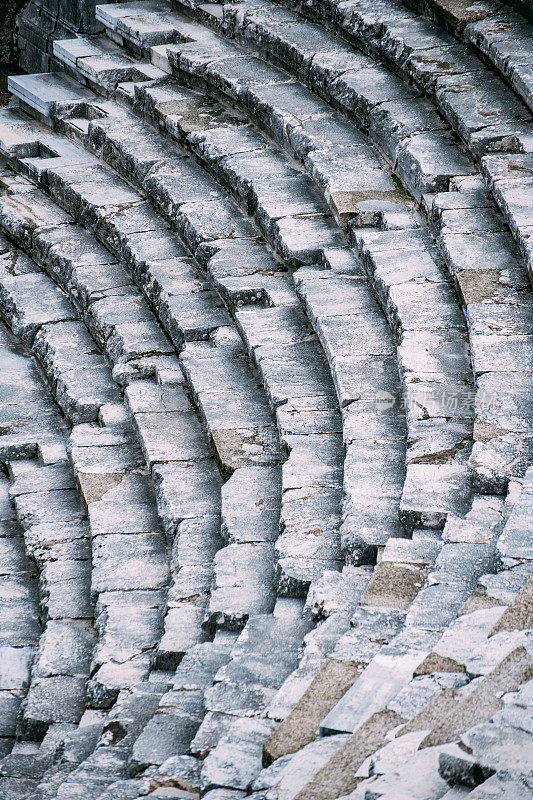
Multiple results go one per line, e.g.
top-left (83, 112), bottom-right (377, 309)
top-left (201, 716), bottom-right (277, 794)
top-left (86, 473), bottom-right (161, 534)
top-left (400, 463), bottom-right (472, 531)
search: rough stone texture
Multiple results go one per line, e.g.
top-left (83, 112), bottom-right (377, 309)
top-left (0, 0), bottom-right (530, 795)
top-left (262, 658), bottom-right (361, 764)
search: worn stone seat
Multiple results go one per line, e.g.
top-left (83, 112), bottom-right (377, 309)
top-left (0, 0), bottom-right (531, 794)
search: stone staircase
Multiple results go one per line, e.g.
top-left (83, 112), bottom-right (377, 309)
top-left (0, 0), bottom-right (531, 796)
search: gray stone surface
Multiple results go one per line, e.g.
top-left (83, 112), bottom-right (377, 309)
top-left (0, 1), bottom-right (531, 791)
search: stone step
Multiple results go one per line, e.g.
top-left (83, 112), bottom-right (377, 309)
top-left (3, 62), bottom-right (376, 590)
top-left (195, 599), bottom-right (311, 790)
top-left (206, 465), bottom-right (282, 631)
top-left (211, 0), bottom-right (533, 157)
top-left (8, 73), bottom-right (95, 122)
top-left (48, 680), bottom-right (168, 799)
top-left (358, 536), bottom-right (442, 611)
top-left (42, 18), bottom-right (484, 541)
top-left (131, 638), bottom-right (235, 770)
top-left (351, 226), bottom-right (474, 528)
top-left (262, 658), bottom-right (362, 765)
top-left (402, 0), bottom-right (533, 116)
top-left (0, 476), bottom-right (39, 750)
top-left (15, 0), bottom-right (104, 76)
top-left (456, 673), bottom-right (533, 785)
top-left (282, 566), bottom-right (531, 798)
top-left (265, 610), bottom-right (360, 725)
top-left (0, 314), bottom-right (67, 459)
top-left (95, 0), bottom-right (214, 60)
top-left (52, 34), bottom-right (166, 96)
top-left (319, 641), bottom-right (433, 736)
top-left (294, 260), bottom-right (406, 560)
top-left (481, 152), bottom-right (533, 287)
top-left (180, 340), bottom-right (282, 478)
top-left (0, 254), bottom-right (122, 422)
top-left (404, 497), bottom-right (504, 633)
top-left (0, 173), bottom-right (228, 680)
top-left (429, 185), bottom-right (533, 493)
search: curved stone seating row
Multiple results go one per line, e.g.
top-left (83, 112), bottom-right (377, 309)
top-left (0, 105), bottom-right (343, 794)
top-left (253, 500), bottom-right (532, 799)
top-left (20, 42), bottom-right (411, 556)
top-left (428, 182), bottom-right (533, 494)
top-left (0, 286), bottom-right (67, 468)
top-left (400, 0), bottom-right (533, 115)
top-left (10, 86), bottom-right (348, 593)
top-left (0, 231), bottom-right (170, 710)
top-left (162, 0), bottom-right (533, 277)
top-left (102, 0), bottom-right (533, 497)
top-left (0, 204), bottom-right (121, 422)
top-left (219, 0), bottom-right (533, 152)
top-left (349, 226), bottom-right (474, 525)
top-left (0, 470), bottom-right (39, 763)
top-left (0, 319), bottom-right (97, 798)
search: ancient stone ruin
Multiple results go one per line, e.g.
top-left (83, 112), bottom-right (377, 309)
top-left (0, 0), bottom-right (532, 797)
